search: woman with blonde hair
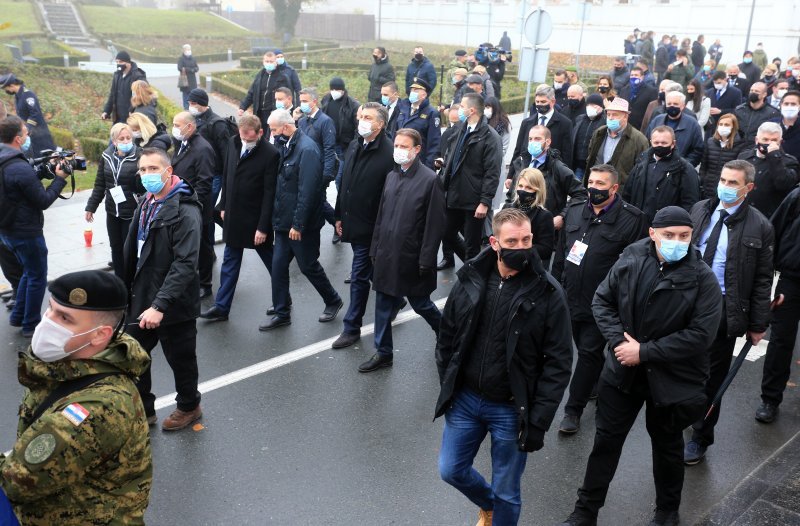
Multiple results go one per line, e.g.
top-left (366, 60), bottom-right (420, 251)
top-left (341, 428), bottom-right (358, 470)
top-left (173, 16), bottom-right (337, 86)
top-left (699, 113), bottom-right (748, 198)
top-left (126, 112), bottom-right (170, 151)
top-left (85, 123), bottom-right (143, 277)
top-left (502, 167), bottom-right (555, 261)
top-left (130, 79), bottom-right (159, 125)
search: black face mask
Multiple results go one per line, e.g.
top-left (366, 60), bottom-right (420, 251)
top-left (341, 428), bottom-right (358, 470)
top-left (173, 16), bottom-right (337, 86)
top-left (588, 187), bottom-right (611, 205)
top-left (658, 92), bottom-right (665, 103)
top-left (598, 86), bottom-right (610, 94)
top-left (665, 106), bottom-right (682, 118)
top-left (116, 63), bottom-right (126, 72)
top-left (653, 145), bottom-right (673, 158)
top-left (535, 104), bottom-right (550, 115)
top-left (516, 190), bottom-right (536, 204)
top-left (274, 135), bottom-right (290, 147)
top-left (757, 143), bottom-right (771, 155)
top-left (748, 92), bottom-right (761, 104)
top-left (414, 53), bottom-right (423, 61)
top-left (373, 55), bottom-right (380, 63)
top-left (498, 247), bottom-right (532, 271)
top-left (567, 98), bottom-right (581, 108)
top-left (728, 75), bottom-right (738, 82)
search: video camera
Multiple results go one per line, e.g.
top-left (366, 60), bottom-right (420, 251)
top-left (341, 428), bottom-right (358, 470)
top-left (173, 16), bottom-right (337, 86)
top-left (474, 44), bottom-right (512, 65)
top-left (31, 149), bottom-right (87, 180)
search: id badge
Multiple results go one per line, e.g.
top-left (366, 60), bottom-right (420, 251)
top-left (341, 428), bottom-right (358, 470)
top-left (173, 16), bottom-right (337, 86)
top-left (567, 240), bottom-right (589, 266)
top-left (110, 185), bottom-right (126, 205)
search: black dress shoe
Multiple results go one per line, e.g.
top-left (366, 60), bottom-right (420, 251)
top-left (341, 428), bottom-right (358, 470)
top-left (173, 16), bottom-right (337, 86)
top-left (755, 402), bottom-right (779, 423)
top-left (331, 332), bottom-right (360, 349)
top-left (390, 299), bottom-right (407, 322)
top-left (358, 353), bottom-right (393, 373)
top-left (199, 306), bottom-right (228, 321)
top-left (199, 286), bottom-right (212, 299)
top-left (259, 316), bottom-right (291, 331)
top-left (648, 509), bottom-right (679, 526)
top-left (436, 258), bottom-right (455, 271)
top-left (266, 297), bottom-right (292, 316)
top-left (319, 299), bottom-right (343, 322)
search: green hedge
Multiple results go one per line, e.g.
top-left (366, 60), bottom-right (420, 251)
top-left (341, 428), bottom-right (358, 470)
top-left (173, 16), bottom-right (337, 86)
top-left (155, 88), bottom-right (183, 125)
top-left (49, 126), bottom-right (76, 150)
top-left (108, 41), bottom-right (338, 65)
top-left (77, 136), bottom-right (107, 163)
top-left (201, 75), bottom-right (247, 101)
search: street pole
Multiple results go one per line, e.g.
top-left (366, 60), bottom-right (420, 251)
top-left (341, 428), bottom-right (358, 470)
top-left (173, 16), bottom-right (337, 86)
top-left (465, 1), bottom-right (470, 49)
top-left (577, 2), bottom-right (587, 73)
top-left (743, 0), bottom-right (756, 53)
top-left (377, 0), bottom-right (381, 43)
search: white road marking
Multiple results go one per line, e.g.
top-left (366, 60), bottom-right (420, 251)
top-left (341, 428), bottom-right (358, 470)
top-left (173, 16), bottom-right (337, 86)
top-left (153, 297), bottom-right (449, 410)
top-left (733, 336), bottom-right (770, 362)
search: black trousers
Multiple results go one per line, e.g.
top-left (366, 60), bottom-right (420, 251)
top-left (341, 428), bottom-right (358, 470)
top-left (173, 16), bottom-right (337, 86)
top-left (0, 241), bottom-right (22, 291)
top-left (575, 376), bottom-right (685, 518)
top-left (198, 219), bottom-right (214, 288)
top-left (691, 299), bottom-right (736, 447)
top-left (565, 318), bottom-right (608, 417)
top-left (761, 275), bottom-right (800, 406)
top-left (106, 215), bottom-right (132, 280)
top-left (127, 318), bottom-right (201, 415)
top-left (444, 208), bottom-right (484, 262)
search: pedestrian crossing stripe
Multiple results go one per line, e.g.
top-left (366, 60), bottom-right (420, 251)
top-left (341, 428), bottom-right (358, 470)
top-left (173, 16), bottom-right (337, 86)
top-left (62, 403), bottom-right (90, 426)
top-left (733, 337), bottom-right (769, 362)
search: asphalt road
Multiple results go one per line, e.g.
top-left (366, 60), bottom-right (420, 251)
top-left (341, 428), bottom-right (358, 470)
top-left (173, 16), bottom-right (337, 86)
top-left (1, 224), bottom-right (799, 525)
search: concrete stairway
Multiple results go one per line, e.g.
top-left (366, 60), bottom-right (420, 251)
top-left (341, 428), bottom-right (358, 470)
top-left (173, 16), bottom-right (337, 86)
top-left (39, 1), bottom-right (97, 47)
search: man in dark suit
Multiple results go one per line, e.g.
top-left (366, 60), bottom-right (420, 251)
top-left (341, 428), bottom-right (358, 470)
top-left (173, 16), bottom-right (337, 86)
top-left (170, 111), bottom-right (216, 299)
top-left (512, 85), bottom-right (574, 168)
top-left (618, 66), bottom-right (658, 130)
top-left (707, 71), bottom-right (743, 130)
top-left (199, 115), bottom-right (280, 322)
top-left (725, 65), bottom-right (750, 101)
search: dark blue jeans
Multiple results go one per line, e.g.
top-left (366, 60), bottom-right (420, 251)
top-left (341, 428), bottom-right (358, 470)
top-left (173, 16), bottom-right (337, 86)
top-left (0, 234), bottom-right (47, 332)
top-left (374, 290), bottom-right (440, 356)
top-left (271, 229), bottom-right (341, 319)
top-left (439, 389), bottom-right (529, 524)
top-left (342, 243), bottom-right (372, 334)
top-left (214, 242), bottom-right (273, 314)
top-left (181, 91), bottom-right (190, 110)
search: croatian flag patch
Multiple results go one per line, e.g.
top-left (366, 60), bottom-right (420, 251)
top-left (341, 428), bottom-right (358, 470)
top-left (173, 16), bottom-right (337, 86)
top-left (62, 403), bottom-right (90, 426)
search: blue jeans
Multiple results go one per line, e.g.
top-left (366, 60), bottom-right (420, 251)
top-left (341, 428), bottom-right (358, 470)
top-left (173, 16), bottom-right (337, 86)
top-left (271, 229), bottom-right (341, 319)
top-left (181, 91), bottom-right (190, 110)
top-left (342, 243), bottom-right (372, 334)
top-left (439, 389), bottom-right (529, 525)
top-left (374, 290), bottom-right (440, 356)
top-left (214, 242), bottom-right (273, 313)
top-left (0, 234), bottom-right (47, 332)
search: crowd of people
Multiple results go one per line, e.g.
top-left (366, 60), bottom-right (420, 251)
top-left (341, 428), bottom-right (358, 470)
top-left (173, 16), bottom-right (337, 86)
top-left (0, 30), bottom-right (799, 526)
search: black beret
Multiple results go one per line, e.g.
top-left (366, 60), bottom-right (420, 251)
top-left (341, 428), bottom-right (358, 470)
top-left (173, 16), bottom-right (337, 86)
top-left (115, 51), bottom-right (131, 63)
top-left (188, 88), bottom-right (209, 106)
top-left (410, 76), bottom-right (432, 93)
top-left (49, 271), bottom-right (128, 311)
top-left (455, 49), bottom-right (467, 57)
top-left (651, 206), bottom-right (694, 229)
top-left (329, 76), bottom-right (346, 90)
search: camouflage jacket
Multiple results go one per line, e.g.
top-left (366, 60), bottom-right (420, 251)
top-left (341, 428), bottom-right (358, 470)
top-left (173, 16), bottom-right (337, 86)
top-left (0, 334), bottom-right (153, 525)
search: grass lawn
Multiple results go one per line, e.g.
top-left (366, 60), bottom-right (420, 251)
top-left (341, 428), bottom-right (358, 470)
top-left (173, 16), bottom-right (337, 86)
top-left (113, 36), bottom-right (255, 57)
top-left (0, 37), bottom-right (73, 59)
top-left (82, 6), bottom-right (252, 37)
top-left (0, 1), bottom-right (42, 36)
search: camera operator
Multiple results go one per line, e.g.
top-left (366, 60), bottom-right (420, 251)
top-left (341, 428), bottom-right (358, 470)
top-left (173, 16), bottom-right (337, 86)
top-left (0, 116), bottom-right (67, 337)
top-left (475, 44), bottom-right (507, 99)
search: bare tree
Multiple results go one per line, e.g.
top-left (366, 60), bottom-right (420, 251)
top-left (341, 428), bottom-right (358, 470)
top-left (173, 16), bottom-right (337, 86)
top-left (268, 0), bottom-right (303, 38)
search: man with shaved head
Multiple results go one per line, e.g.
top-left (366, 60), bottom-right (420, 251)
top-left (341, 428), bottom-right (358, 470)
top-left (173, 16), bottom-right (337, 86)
top-left (735, 81), bottom-right (781, 141)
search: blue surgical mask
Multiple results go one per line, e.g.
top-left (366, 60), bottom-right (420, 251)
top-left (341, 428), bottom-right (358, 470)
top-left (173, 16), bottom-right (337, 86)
top-left (300, 102), bottom-right (311, 114)
top-left (657, 236), bottom-right (690, 263)
top-left (743, 57), bottom-right (752, 64)
top-left (381, 95), bottom-right (390, 106)
top-left (606, 118), bottom-right (621, 131)
top-left (275, 100), bottom-right (285, 110)
top-left (527, 140), bottom-right (543, 157)
top-left (117, 141), bottom-right (134, 154)
top-left (276, 57), bottom-right (285, 66)
top-left (263, 63), bottom-right (276, 72)
top-left (408, 91), bottom-right (419, 104)
top-left (21, 136), bottom-right (30, 152)
top-left (140, 169), bottom-right (167, 194)
top-left (703, 65), bottom-right (711, 72)
top-left (457, 107), bottom-right (467, 122)
top-left (717, 183), bottom-right (743, 204)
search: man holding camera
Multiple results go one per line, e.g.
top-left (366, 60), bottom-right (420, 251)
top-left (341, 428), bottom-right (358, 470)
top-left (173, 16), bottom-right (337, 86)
top-left (0, 116), bottom-right (67, 337)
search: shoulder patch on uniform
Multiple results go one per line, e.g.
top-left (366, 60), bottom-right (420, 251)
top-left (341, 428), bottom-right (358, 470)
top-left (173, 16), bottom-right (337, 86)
top-left (621, 203), bottom-right (643, 216)
top-left (62, 403), bottom-right (90, 426)
top-left (26, 97), bottom-right (35, 107)
top-left (24, 433), bottom-right (56, 464)
top-left (434, 117), bottom-right (440, 127)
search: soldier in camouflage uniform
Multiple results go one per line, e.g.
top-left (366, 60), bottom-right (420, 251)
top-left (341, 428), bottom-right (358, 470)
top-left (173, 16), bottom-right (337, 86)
top-left (0, 270), bottom-right (152, 525)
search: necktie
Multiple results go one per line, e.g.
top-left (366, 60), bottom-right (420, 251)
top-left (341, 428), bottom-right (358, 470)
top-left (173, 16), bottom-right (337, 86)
top-left (716, 89), bottom-right (722, 99)
top-left (702, 210), bottom-right (729, 266)
top-left (177, 142), bottom-right (186, 157)
top-left (539, 115), bottom-right (546, 126)
top-left (240, 148), bottom-right (249, 159)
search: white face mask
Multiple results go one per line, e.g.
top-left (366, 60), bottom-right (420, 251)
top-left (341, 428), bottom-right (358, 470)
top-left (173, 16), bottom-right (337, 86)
top-left (188, 106), bottom-right (201, 116)
top-left (393, 148), bottom-right (414, 165)
top-left (586, 106), bottom-right (600, 119)
top-left (172, 125), bottom-right (186, 141)
top-left (553, 81), bottom-right (563, 90)
top-left (781, 107), bottom-right (799, 120)
top-left (777, 89), bottom-right (788, 99)
top-left (484, 108), bottom-right (493, 119)
top-left (717, 125), bottom-right (732, 137)
top-left (32, 316), bottom-right (100, 362)
top-left (330, 90), bottom-right (344, 101)
top-left (132, 131), bottom-right (142, 139)
top-left (713, 82), bottom-right (726, 91)
top-left (357, 119), bottom-right (374, 138)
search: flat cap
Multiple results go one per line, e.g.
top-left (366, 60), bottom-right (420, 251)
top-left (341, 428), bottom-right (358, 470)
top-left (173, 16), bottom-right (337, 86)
top-left (465, 74), bottom-right (483, 84)
top-left (49, 270), bottom-right (128, 311)
top-left (651, 206), bottom-right (694, 229)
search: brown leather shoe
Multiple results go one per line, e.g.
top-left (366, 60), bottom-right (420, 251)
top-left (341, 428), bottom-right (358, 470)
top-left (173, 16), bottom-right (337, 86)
top-left (476, 508), bottom-right (493, 526)
top-left (161, 406), bottom-right (202, 432)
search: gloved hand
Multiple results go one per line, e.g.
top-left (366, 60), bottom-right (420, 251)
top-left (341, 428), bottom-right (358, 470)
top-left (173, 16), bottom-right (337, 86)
top-left (519, 425), bottom-right (545, 452)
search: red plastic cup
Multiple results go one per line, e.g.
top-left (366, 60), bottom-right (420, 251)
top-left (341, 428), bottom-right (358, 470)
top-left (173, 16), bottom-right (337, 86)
top-left (84, 228), bottom-right (93, 247)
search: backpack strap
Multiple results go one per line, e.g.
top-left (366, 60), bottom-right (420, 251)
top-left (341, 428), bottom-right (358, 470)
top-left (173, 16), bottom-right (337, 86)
top-left (30, 372), bottom-right (121, 423)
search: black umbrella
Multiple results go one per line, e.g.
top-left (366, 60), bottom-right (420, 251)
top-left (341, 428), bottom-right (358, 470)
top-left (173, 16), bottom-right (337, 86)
top-left (704, 293), bottom-right (784, 420)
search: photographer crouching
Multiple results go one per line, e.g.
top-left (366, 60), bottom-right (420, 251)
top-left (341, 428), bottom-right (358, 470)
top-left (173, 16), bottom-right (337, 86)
top-left (0, 116), bottom-right (68, 337)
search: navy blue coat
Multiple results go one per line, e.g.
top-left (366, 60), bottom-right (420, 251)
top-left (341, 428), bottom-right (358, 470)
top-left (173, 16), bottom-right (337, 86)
top-left (0, 146), bottom-right (66, 238)
top-left (706, 86), bottom-right (742, 116)
top-left (646, 113), bottom-right (706, 166)
top-left (298, 110), bottom-right (337, 182)
top-left (405, 57), bottom-right (437, 95)
top-left (278, 62), bottom-right (302, 101)
top-left (14, 86), bottom-right (55, 156)
top-left (395, 98), bottom-right (441, 168)
top-left (272, 129), bottom-right (324, 233)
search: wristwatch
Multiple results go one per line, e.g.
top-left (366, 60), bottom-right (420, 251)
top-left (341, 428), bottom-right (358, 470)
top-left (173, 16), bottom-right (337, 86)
top-left (150, 304), bottom-right (162, 312)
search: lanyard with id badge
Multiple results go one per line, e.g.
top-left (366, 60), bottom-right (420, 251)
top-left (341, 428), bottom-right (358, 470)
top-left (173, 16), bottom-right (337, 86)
top-left (108, 156), bottom-right (135, 205)
top-left (566, 227), bottom-right (593, 266)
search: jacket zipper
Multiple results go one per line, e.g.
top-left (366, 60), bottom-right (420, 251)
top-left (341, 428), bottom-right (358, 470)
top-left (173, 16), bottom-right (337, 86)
top-left (477, 277), bottom-right (505, 394)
